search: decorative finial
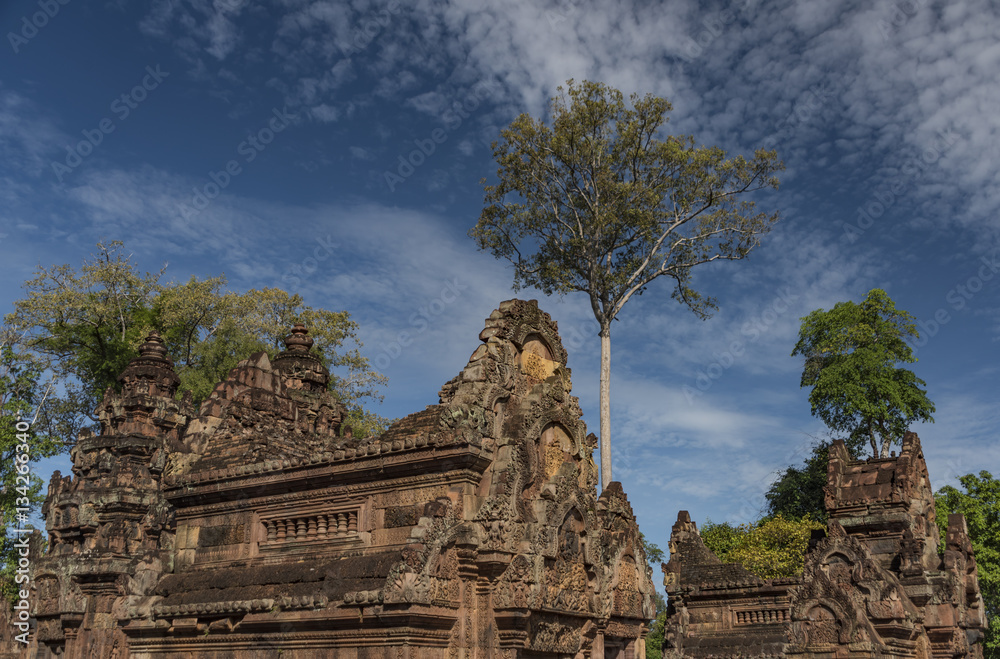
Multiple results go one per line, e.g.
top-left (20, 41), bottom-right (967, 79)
top-left (139, 332), bottom-right (169, 361)
top-left (283, 324), bottom-right (314, 353)
top-left (114, 329), bottom-right (179, 398)
top-left (273, 324), bottom-right (328, 391)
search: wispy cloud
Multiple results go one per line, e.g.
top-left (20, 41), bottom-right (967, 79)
top-left (0, 88), bottom-right (66, 179)
top-left (1, 0), bottom-right (996, 570)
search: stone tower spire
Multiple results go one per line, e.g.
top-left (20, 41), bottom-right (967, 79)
top-left (33, 333), bottom-right (193, 656)
top-left (271, 323), bottom-right (330, 392)
top-left (96, 331), bottom-right (189, 441)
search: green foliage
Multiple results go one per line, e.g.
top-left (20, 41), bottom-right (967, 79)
top-left (2, 243), bottom-right (396, 597)
top-left (645, 611), bottom-right (667, 659)
top-left (173, 317), bottom-right (272, 404)
top-left (472, 79), bottom-right (783, 324)
top-left (342, 406), bottom-right (397, 439)
top-left (472, 79), bottom-right (783, 487)
top-left (639, 532), bottom-right (667, 659)
top-left (8, 242), bottom-right (163, 440)
top-left (791, 288), bottom-right (935, 459)
top-left (640, 531), bottom-right (665, 566)
top-left (935, 472), bottom-right (1000, 658)
top-left (701, 515), bottom-right (824, 580)
top-left (765, 441), bottom-right (830, 522)
top-left (700, 519), bottom-right (747, 562)
top-left (5, 242), bottom-right (390, 428)
top-left (0, 331), bottom-right (61, 602)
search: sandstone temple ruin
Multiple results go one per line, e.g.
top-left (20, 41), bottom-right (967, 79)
top-left (24, 299), bottom-right (656, 658)
top-left (661, 433), bottom-right (987, 659)
top-left (5, 298), bottom-right (989, 658)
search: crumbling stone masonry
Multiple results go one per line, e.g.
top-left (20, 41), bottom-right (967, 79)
top-left (28, 299), bottom-right (656, 658)
top-left (662, 433), bottom-right (987, 659)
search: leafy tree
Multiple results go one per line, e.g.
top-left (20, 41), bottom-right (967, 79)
top-left (700, 519), bottom-right (748, 563)
top-left (171, 316), bottom-right (271, 404)
top-left (791, 288), bottom-right (934, 458)
top-left (639, 532), bottom-right (668, 615)
top-left (7, 242), bottom-right (162, 442)
top-left (639, 532), bottom-right (667, 659)
top-left (701, 515), bottom-right (824, 579)
top-left (5, 241), bottom-right (393, 441)
top-left (645, 609), bottom-right (667, 659)
top-left (0, 329), bottom-right (61, 602)
top-left (935, 472), bottom-right (999, 658)
top-left (3, 243), bottom-right (396, 600)
top-left (225, 287), bottom-right (389, 426)
top-left (472, 79), bottom-right (783, 490)
top-left (640, 531), bottom-right (665, 565)
top-left (765, 441), bottom-right (830, 522)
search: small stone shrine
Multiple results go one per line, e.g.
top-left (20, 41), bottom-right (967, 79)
top-left (29, 299), bottom-right (656, 657)
top-left (661, 433), bottom-right (987, 658)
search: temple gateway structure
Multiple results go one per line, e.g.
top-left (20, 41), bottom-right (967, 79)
top-left (661, 433), bottom-right (987, 659)
top-left (28, 299), bottom-right (656, 658)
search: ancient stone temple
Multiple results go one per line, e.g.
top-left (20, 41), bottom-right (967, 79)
top-left (30, 299), bottom-right (656, 658)
top-left (661, 433), bottom-right (987, 659)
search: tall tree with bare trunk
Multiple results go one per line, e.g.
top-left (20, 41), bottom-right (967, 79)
top-left (471, 79), bottom-right (784, 491)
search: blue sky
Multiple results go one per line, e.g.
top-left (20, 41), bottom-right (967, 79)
top-left (2, 0), bottom-right (998, 577)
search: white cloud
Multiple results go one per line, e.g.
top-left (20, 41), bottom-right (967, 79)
top-left (204, 8), bottom-right (242, 60)
top-left (349, 145), bottom-right (375, 160)
top-left (310, 104), bottom-right (340, 122)
top-left (8, 0), bottom-right (996, 558)
top-left (0, 89), bottom-right (66, 179)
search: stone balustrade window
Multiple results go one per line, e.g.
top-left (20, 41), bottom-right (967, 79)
top-left (261, 509), bottom-right (359, 546)
top-left (734, 608), bottom-right (788, 625)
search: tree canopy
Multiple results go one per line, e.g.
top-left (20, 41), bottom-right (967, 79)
top-left (791, 288), bottom-right (934, 458)
top-left (639, 532), bottom-right (667, 659)
top-left (472, 79), bottom-right (783, 489)
top-left (700, 515), bottom-right (824, 580)
top-left (935, 471), bottom-right (1000, 658)
top-left (0, 329), bottom-right (61, 602)
top-left (764, 441), bottom-right (830, 522)
top-left (5, 241), bottom-right (390, 439)
top-left (1, 242), bottom-right (393, 600)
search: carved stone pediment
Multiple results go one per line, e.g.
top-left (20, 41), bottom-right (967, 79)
top-left (662, 434), bottom-right (986, 659)
top-left (29, 301), bottom-right (656, 658)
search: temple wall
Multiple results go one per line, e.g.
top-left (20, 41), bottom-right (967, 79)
top-left (27, 300), bottom-right (656, 658)
top-left (662, 433), bottom-right (987, 659)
